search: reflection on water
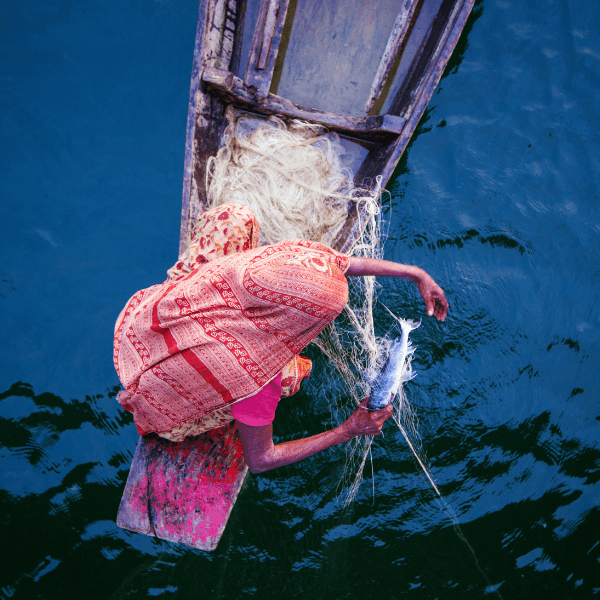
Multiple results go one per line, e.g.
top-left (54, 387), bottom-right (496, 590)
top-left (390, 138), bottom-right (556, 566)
top-left (0, 382), bottom-right (138, 598)
top-left (1, 0), bottom-right (599, 598)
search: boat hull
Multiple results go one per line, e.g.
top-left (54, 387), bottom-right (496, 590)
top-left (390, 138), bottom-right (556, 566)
top-left (117, 0), bottom-right (475, 551)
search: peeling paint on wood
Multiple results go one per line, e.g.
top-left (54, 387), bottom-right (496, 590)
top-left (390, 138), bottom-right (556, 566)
top-left (117, 422), bottom-right (247, 551)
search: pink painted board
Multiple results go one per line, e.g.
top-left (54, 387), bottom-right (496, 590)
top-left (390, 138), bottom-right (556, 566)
top-left (117, 420), bottom-right (247, 551)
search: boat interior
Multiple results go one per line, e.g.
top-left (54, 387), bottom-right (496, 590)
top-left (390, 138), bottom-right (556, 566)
top-left (180, 0), bottom-right (474, 252)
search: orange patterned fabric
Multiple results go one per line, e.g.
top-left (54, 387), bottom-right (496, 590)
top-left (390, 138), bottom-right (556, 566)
top-left (166, 203), bottom-right (259, 280)
top-left (113, 204), bottom-right (349, 437)
top-left (281, 355), bottom-right (313, 397)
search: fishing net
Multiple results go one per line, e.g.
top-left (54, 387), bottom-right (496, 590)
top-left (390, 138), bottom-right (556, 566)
top-left (204, 114), bottom-right (430, 504)
top-left (206, 115), bottom-right (364, 248)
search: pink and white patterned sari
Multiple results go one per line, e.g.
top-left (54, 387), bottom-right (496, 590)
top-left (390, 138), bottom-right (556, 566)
top-left (113, 203), bottom-right (349, 440)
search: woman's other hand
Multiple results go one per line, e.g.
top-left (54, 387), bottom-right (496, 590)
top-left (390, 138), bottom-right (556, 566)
top-left (346, 257), bottom-right (449, 322)
top-left (416, 272), bottom-right (449, 322)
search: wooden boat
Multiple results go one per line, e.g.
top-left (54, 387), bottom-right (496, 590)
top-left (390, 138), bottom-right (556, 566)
top-left (117, 0), bottom-right (476, 551)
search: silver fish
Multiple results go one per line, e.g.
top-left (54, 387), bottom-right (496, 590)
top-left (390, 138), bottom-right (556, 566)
top-left (368, 319), bottom-right (420, 410)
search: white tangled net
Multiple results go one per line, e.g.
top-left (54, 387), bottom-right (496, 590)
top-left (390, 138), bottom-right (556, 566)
top-left (206, 114), bottom-right (428, 505)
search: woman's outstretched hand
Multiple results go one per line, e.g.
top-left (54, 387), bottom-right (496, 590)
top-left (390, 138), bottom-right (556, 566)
top-left (340, 398), bottom-right (394, 440)
top-left (416, 272), bottom-right (449, 322)
top-left (345, 256), bottom-right (449, 322)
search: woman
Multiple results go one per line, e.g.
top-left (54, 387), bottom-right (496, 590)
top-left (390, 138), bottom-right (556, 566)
top-left (113, 202), bottom-right (448, 474)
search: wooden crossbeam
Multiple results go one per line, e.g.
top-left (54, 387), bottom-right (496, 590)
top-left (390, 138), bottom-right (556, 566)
top-left (203, 66), bottom-right (406, 140)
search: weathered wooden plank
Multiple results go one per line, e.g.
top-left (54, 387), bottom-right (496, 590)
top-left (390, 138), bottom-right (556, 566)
top-left (244, 0), bottom-right (291, 98)
top-left (229, 0), bottom-right (248, 76)
top-left (245, 0), bottom-right (272, 78)
top-left (117, 422), bottom-right (247, 551)
top-left (364, 0), bottom-right (422, 113)
top-left (272, 0), bottom-right (409, 118)
top-left (391, 0), bottom-right (464, 118)
top-left (180, 0), bottom-right (243, 255)
top-left (203, 66), bottom-right (406, 140)
top-left (258, 0), bottom-right (280, 69)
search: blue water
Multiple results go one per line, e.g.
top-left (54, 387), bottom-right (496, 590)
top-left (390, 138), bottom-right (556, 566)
top-left (1, 0), bottom-right (599, 598)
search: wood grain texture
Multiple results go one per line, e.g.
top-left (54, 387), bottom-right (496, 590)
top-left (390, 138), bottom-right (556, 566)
top-left (245, 0), bottom-right (291, 98)
top-left (117, 422), bottom-right (247, 551)
top-left (355, 0), bottom-right (475, 187)
top-left (273, 0), bottom-right (404, 117)
top-left (336, 0), bottom-right (476, 252)
top-left (258, 0), bottom-right (280, 69)
top-left (364, 0), bottom-right (422, 113)
top-left (180, 0), bottom-right (243, 255)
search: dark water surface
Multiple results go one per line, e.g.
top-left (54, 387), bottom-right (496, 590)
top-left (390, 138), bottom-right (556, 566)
top-left (1, 0), bottom-right (599, 598)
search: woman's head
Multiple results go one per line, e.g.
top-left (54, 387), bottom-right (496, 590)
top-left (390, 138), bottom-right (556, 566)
top-left (167, 203), bottom-right (259, 280)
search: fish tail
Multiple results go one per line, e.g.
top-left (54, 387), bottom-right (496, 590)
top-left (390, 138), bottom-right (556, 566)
top-left (405, 319), bottom-right (421, 330)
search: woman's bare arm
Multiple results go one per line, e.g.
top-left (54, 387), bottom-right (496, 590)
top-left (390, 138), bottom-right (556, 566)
top-left (236, 258), bottom-right (447, 472)
top-left (236, 399), bottom-right (392, 473)
top-left (346, 256), bottom-right (449, 322)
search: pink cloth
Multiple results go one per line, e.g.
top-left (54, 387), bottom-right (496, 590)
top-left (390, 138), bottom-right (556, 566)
top-left (231, 373), bottom-right (283, 426)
